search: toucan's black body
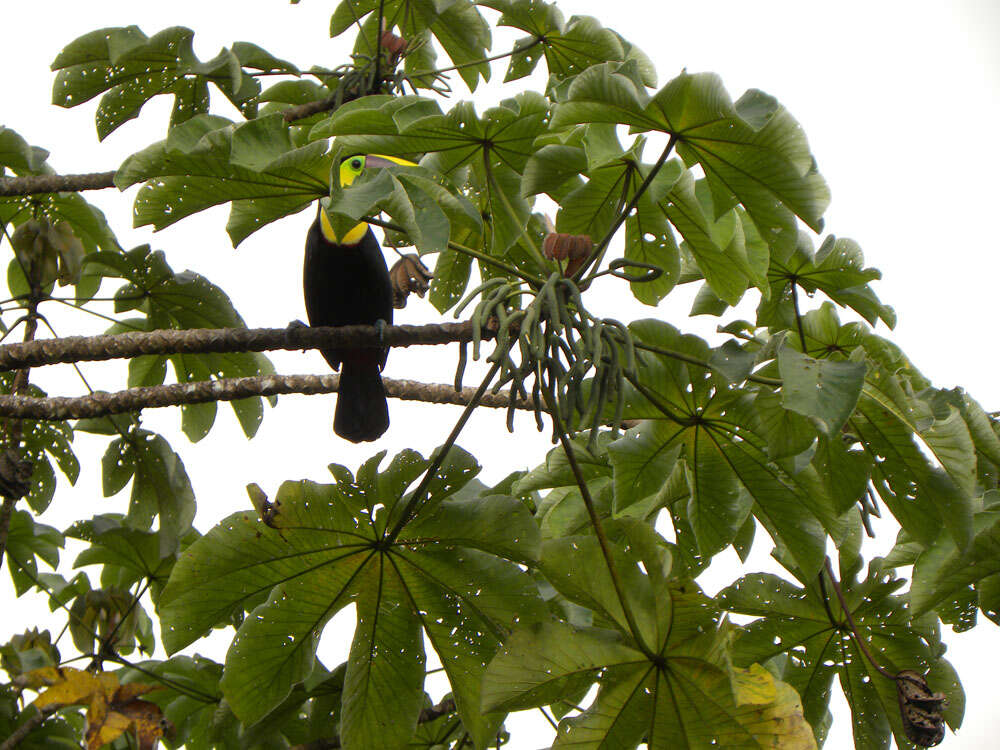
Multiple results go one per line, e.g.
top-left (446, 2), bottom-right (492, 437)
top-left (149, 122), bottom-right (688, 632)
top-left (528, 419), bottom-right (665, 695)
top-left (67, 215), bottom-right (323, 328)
top-left (304, 212), bottom-right (393, 443)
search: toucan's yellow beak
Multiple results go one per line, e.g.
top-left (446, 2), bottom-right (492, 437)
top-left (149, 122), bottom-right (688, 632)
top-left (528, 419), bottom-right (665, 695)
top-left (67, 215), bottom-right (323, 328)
top-left (321, 154), bottom-right (419, 244)
top-left (365, 154), bottom-right (417, 169)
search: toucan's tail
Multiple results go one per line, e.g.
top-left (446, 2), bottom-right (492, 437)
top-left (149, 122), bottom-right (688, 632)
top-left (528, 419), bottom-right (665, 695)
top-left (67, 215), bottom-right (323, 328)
top-left (334, 360), bottom-right (389, 442)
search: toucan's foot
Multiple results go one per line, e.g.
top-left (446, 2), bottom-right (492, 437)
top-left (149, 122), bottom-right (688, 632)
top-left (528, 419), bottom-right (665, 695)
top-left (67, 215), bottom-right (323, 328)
top-left (374, 318), bottom-right (388, 344)
top-left (285, 319), bottom-right (309, 345)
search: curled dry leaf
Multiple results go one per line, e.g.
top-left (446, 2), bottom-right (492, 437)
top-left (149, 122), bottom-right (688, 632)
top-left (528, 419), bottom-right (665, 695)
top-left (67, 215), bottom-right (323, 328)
top-left (896, 669), bottom-right (948, 747)
top-left (543, 231), bottom-right (593, 278)
top-left (390, 253), bottom-right (434, 309)
top-left (380, 30), bottom-right (409, 65)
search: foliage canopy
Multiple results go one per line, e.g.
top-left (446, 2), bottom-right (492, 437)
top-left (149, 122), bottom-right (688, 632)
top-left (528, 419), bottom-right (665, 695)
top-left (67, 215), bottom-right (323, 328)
top-left (0, 2), bottom-right (991, 749)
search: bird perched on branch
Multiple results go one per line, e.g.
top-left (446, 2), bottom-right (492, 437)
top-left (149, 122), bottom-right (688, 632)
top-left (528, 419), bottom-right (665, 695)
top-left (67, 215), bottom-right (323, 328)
top-left (304, 154), bottom-right (415, 442)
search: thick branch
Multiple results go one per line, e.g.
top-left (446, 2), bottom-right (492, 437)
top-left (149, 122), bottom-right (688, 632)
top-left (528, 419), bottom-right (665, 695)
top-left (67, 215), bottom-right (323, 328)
top-left (0, 373), bottom-right (529, 420)
top-left (0, 322), bottom-right (481, 373)
top-left (0, 171), bottom-right (116, 197)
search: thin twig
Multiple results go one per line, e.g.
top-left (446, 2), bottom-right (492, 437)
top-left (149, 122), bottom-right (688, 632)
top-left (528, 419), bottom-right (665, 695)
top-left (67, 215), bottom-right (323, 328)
top-left (540, 372), bottom-right (656, 659)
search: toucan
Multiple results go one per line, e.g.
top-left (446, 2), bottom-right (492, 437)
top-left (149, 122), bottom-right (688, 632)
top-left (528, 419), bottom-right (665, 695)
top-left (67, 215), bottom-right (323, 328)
top-left (304, 154), bottom-right (415, 442)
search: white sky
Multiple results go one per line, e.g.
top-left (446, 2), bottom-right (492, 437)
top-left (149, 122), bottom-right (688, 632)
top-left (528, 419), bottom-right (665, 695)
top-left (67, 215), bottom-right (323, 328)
top-left (3, 1), bottom-right (1000, 748)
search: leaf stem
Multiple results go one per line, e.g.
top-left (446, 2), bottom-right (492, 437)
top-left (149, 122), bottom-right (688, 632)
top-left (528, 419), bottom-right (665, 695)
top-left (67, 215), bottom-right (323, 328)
top-left (577, 134), bottom-right (678, 283)
top-left (622, 371), bottom-right (690, 424)
top-left (631, 339), bottom-right (782, 388)
top-left (539, 373), bottom-right (657, 658)
top-left (822, 557), bottom-right (896, 679)
top-left (407, 38), bottom-right (542, 78)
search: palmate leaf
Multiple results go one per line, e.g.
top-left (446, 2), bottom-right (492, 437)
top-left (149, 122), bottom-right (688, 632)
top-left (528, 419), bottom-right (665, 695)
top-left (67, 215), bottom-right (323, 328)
top-left (778, 303), bottom-right (977, 549)
top-left (117, 655), bottom-right (229, 750)
top-left (522, 123), bottom-right (762, 306)
top-left (98, 429), bottom-right (196, 558)
top-left (909, 503), bottom-right (1000, 623)
top-left (484, 549), bottom-right (816, 750)
top-left (86, 244), bottom-right (275, 440)
top-left (159, 446), bottom-right (543, 748)
top-left (0, 126), bottom-right (48, 174)
top-left (0, 375), bottom-right (79, 515)
top-left (116, 113), bottom-right (332, 245)
top-left (330, 0), bottom-right (492, 90)
top-left (763, 232), bottom-right (895, 329)
top-left (719, 562), bottom-right (965, 749)
top-left (314, 91), bottom-right (550, 175)
top-left (67, 514), bottom-right (188, 601)
top-left (51, 27), bottom-right (258, 139)
top-left (4, 511), bottom-right (63, 596)
top-left (778, 347), bottom-right (866, 436)
top-left (484, 0), bottom-right (657, 87)
top-left (315, 92), bottom-right (546, 261)
top-left (620, 320), bottom-right (829, 574)
top-left (551, 65), bottom-right (830, 259)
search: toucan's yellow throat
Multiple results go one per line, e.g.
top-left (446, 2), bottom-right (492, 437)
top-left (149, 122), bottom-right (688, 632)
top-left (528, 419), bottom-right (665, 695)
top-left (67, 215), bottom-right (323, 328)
top-left (318, 154), bottom-right (417, 245)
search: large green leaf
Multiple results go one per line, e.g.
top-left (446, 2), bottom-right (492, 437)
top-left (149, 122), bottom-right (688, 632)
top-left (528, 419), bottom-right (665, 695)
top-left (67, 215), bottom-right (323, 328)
top-left (763, 233), bottom-right (895, 329)
top-left (116, 114), bottom-right (331, 245)
top-left (86, 244), bottom-right (276, 439)
top-left (719, 562), bottom-right (965, 749)
top-left (51, 27), bottom-right (256, 139)
top-left (552, 67), bottom-right (830, 255)
top-left (3, 511), bottom-right (63, 596)
top-left (160, 446), bottom-right (542, 744)
top-left (910, 505), bottom-right (1000, 620)
top-left (856, 370), bottom-right (975, 549)
top-left (101, 429), bottom-right (196, 557)
top-left (484, 1), bottom-right (656, 86)
top-left (622, 320), bottom-right (827, 574)
top-left (0, 376), bottom-right (79, 515)
top-left (67, 514), bottom-right (184, 601)
top-left (778, 347), bottom-right (866, 435)
top-left (485, 581), bottom-right (816, 749)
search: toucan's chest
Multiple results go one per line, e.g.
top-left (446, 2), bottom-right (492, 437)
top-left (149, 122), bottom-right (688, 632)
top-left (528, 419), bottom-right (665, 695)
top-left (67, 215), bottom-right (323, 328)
top-left (303, 222), bottom-right (393, 330)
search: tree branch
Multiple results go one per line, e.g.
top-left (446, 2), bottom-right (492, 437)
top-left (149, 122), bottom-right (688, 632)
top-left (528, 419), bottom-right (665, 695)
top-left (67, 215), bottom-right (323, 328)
top-left (0, 321), bottom-right (482, 373)
top-left (0, 708), bottom-right (51, 750)
top-left (0, 373), bottom-right (530, 420)
top-left (0, 171), bottom-right (117, 197)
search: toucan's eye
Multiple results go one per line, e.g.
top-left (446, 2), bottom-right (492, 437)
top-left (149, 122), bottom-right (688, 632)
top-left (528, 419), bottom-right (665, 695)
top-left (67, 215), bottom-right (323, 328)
top-left (350, 158), bottom-right (363, 170)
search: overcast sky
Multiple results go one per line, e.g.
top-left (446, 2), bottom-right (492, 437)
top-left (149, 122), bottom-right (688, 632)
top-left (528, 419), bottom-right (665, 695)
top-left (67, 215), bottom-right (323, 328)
top-left (3, 2), bottom-right (999, 747)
